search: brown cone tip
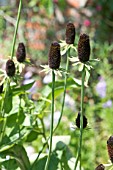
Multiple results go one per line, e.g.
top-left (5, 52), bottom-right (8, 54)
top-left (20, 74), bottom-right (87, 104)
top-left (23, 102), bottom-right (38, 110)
top-left (95, 164), bottom-right (105, 170)
top-left (107, 136), bottom-right (113, 163)
top-left (66, 22), bottom-right (75, 44)
top-left (78, 33), bottom-right (90, 63)
top-left (6, 59), bottom-right (15, 77)
top-left (0, 84), bottom-right (3, 94)
top-left (16, 42), bottom-right (26, 62)
top-left (76, 112), bottom-right (87, 129)
top-left (48, 41), bottom-right (61, 69)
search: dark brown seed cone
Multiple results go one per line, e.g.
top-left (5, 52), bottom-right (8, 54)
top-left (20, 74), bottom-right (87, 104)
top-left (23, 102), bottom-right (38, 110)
top-left (76, 112), bottom-right (87, 129)
top-left (0, 84), bottom-right (3, 93)
top-left (66, 22), bottom-right (75, 44)
top-left (48, 41), bottom-right (61, 69)
top-left (78, 33), bottom-right (90, 63)
top-left (6, 59), bottom-right (15, 77)
top-left (107, 136), bottom-right (113, 163)
top-left (95, 164), bottom-right (105, 170)
top-left (16, 43), bottom-right (26, 62)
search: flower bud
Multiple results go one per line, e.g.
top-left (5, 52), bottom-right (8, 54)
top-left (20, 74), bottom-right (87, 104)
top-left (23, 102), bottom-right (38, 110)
top-left (48, 41), bottom-right (61, 69)
top-left (0, 84), bottom-right (3, 93)
top-left (16, 43), bottom-right (26, 62)
top-left (66, 22), bottom-right (75, 44)
top-left (95, 164), bottom-right (105, 170)
top-left (76, 112), bottom-right (87, 129)
top-left (107, 136), bottom-right (113, 163)
top-left (6, 59), bottom-right (15, 77)
top-left (78, 34), bottom-right (90, 62)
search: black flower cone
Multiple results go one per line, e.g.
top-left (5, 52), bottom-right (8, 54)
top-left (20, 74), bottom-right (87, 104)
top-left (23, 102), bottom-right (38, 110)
top-left (0, 84), bottom-right (3, 93)
top-left (78, 33), bottom-right (90, 63)
top-left (48, 41), bottom-right (61, 69)
top-left (6, 59), bottom-right (15, 77)
top-left (95, 164), bottom-right (105, 170)
top-left (76, 112), bottom-right (87, 129)
top-left (65, 22), bottom-right (75, 44)
top-left (107, 136), bottom-right (113, 163)
top-left (16, 42), bottom-right (26, 62)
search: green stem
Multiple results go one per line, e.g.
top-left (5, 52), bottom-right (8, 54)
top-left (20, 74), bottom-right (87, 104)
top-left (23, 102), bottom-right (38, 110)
top-left (11, 0), bottom-right (22, 59)
top-left (0, 0), bottom-right (22, 146)
top-left (74, 65), bottom-right (85, 170)
top-left (53, 48), bottom-right (70, 133)
top-left (33, 49), bottom-right (70, 165)
top-left (16, 96), bottom-right (22, 137)
top-left (44, 70), bottom-right (55, 170)
top-left (40, 118), bottom-right (47, 142)
top-left (0, 79), bottom-right (10, 144)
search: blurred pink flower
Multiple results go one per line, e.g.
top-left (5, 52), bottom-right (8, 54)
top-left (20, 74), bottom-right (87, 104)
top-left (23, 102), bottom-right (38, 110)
top-left (53, 0), bottom-right (58, 3)
top-left (83, 19), bottom-right (91, 27)
top-left (96, 5), bottom-right (102, 11)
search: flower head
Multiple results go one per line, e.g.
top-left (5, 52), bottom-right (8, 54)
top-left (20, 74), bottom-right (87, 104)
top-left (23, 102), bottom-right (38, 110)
top-left (107, 136), bottom-right (113, 163)
top-left (48, 41), bottom-right (61, 69)
top-left (75, 112), bottom-right (87, 129)
top-left (66, 22), bottom-right (75, 44)
top-left (95, 164), bottom-right (105, 170)
top-left (6, 59), bottom-right (15, 77)
top-left (78, 33), bottom-right (90, 63)
top-left (16, 42), bottom-right (26, 63)
top-left (83, 19), bottom-right (91, 27)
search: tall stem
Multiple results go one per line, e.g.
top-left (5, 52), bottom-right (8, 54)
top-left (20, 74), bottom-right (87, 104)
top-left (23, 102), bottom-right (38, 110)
top-left (53, 48), bottom-right (70, 133)
top-left (44, 70), bottom-right (55, 170)
top-left (0, 79), bottom-right (10, 144)
top-left (74, 65), bottom-right (85, 170)
top-left (0, 0), bottom-right (22, 145)
top-left (11, 0), bottom-right (22, 59)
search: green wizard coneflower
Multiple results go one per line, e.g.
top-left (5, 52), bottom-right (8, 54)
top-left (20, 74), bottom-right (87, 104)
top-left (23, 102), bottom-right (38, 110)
top-left (48, 41), bottom-right (61, 69)
top-left (107, 136), bottom-right (113, 163)
top-left (76, 112), bottom-right (87, 129)
top-left (16, 42), bottom-right (26, 62)
top-left (95, 164), bottom-right (105, 170)
top-left (6, 59), bottom-right (15, 77)
top-left (0, 84), bottom-right (3, 93)
top-left (78, 33), bottom-right (90, 63)
top-left (66, 22), bottom-right (75, 44)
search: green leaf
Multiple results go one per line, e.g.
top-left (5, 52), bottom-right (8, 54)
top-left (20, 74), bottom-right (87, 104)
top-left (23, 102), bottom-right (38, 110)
top-left (3, 82), bottom-right (12, 113)
top-left (12, 81), bottom-right (35, 96)
top-left (48, 77), bottom-right (81, 89)
top-left (1, 144), bottom-right (31, 170)
top-left (25, 130), bottom-right (39, 142)
top-left (0, 159), bottom-right (18, 170)
top-left (52, 135), bottom-right (71, 151)
top-left (32, 153), bottom-right (59, 170)
top-left (37, 78), bottom-right (80, 113)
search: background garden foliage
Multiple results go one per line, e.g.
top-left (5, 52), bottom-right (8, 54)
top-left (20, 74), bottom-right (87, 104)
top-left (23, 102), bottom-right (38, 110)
top-left (0, 0), bottom-right (113, 170)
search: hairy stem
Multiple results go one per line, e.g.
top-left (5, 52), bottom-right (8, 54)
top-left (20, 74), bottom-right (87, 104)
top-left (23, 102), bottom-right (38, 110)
top-left (44, 70), bottom-right (55, 170)
top-left (74, 65), bottom-right (85, 170)
top-left (11, 0), bottom-right (22, 59)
